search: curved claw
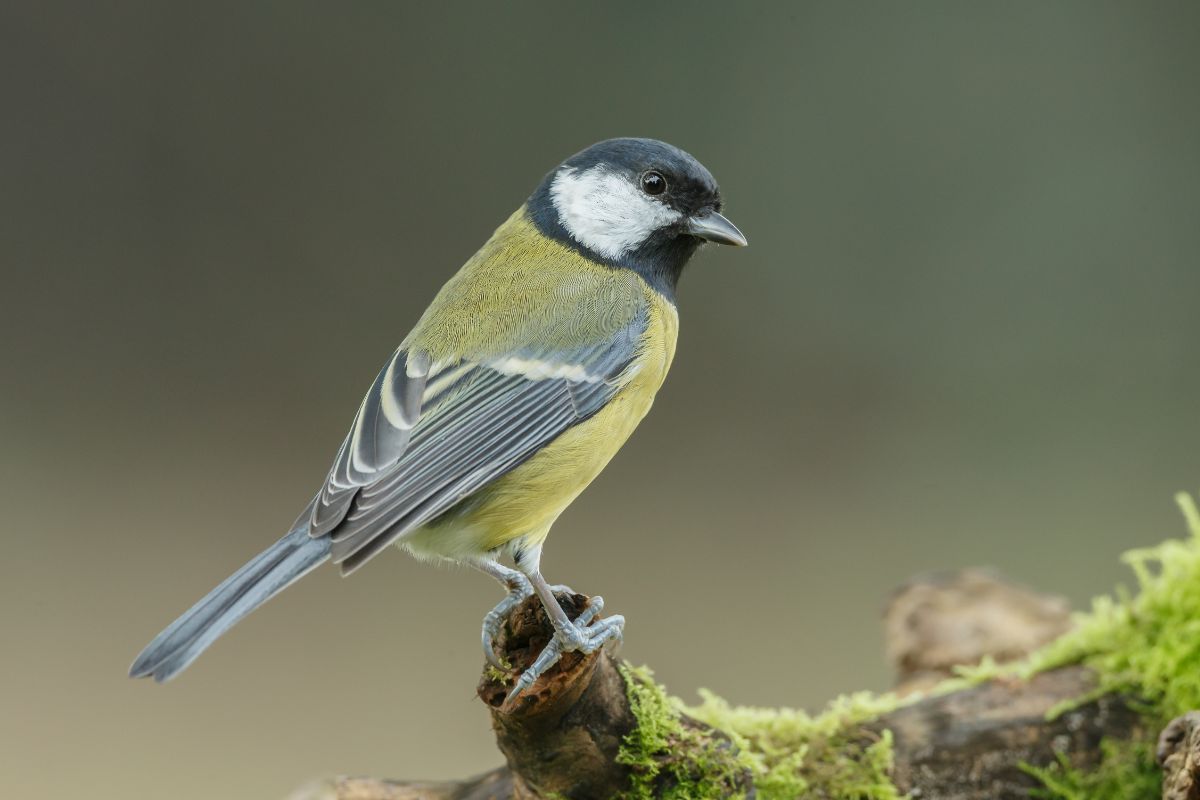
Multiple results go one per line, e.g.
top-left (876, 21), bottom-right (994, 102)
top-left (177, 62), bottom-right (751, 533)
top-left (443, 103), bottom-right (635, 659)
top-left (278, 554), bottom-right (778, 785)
top-left (482, 599), bottom-right (520, 670)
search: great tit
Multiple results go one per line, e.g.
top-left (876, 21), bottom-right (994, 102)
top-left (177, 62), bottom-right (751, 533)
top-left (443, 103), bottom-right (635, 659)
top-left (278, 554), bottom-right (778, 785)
top-left (129, 137), bottom-right (747, 699)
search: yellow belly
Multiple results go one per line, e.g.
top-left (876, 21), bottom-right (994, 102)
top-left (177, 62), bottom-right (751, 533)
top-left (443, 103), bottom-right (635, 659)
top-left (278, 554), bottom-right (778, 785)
top-left (403, 291), bottom-right (678, 562)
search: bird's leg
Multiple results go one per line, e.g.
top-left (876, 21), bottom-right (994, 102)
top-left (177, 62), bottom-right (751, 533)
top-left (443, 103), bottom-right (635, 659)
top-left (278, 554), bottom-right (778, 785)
top-left (506, 547), bottom-right (625, 702)
top-left (473, 559), bottom-right (534, 670)
top-left (473, 558), bottom-right (579, 670)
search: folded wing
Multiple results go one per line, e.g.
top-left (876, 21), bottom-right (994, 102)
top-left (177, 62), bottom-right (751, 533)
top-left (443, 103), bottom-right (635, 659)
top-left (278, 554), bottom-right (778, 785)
top-left (306, 307), bottom-right (648, 574)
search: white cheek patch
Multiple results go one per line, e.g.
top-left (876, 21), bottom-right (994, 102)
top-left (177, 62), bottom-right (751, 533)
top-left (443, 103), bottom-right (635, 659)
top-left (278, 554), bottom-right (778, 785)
top-left (550, 166), bottom-right (683, 259)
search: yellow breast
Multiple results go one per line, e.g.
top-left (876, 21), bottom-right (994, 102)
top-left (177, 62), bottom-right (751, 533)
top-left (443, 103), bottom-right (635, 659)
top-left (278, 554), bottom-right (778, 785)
top-left (405, 283), bottom-right (679, 560)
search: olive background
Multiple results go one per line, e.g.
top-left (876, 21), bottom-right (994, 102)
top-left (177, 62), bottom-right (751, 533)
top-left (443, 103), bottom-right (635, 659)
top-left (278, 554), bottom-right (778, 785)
top-left (3, 3), bottom-right (1199, 798)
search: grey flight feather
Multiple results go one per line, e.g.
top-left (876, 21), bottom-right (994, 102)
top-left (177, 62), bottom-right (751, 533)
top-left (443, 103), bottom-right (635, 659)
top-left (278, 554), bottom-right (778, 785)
top-left (311, 349), bottom-right (429, 537)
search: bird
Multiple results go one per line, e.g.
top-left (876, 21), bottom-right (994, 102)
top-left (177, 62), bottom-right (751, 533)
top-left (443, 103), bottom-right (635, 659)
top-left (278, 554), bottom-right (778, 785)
top-left (128, 137), bottom-right (747, 700)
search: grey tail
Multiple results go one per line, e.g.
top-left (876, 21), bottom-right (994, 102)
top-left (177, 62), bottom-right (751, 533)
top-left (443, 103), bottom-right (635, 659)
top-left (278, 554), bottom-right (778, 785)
top-left (129, 525), bottom-right (331, 682)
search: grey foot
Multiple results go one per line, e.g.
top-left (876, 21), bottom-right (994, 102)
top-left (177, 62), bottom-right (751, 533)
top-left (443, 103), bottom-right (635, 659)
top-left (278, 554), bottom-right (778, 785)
top-left (481, 574), bottom-right (532, 670)
top-left (482, 578), bottom-right (575, 670)
top-left (506, 596), bottom-right (624, 702)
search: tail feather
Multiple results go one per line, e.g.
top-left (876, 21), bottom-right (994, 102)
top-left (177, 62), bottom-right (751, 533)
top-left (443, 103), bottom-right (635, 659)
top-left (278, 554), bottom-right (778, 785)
top-left (129, 526), bottom-right (330, 682)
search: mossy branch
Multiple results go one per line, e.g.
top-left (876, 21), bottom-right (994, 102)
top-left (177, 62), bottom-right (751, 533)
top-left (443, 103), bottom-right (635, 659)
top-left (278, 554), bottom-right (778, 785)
top-left (296, 494), bottom-right (1200, 800)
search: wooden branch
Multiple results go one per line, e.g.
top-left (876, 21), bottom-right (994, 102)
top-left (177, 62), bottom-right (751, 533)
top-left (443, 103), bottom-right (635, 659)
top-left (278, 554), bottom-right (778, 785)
top-left (878, 665), bottom-right (1143, 797)
top-left (479, 592), bottom-right (642, 799)
top-left (295, 574), bottom-right (1188, 800)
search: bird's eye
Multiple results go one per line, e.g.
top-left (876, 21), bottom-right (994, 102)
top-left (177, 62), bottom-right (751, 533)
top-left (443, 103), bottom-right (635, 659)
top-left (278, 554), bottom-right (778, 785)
top-left (640, 171), bottom-right (667, 196)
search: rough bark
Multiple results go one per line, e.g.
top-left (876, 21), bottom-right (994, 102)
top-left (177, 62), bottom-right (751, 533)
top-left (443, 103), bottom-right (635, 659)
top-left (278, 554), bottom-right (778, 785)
top-left (1158, 712), bottom-right (1200, 800)
top-left (295, 573), bottom-right (1186, 800)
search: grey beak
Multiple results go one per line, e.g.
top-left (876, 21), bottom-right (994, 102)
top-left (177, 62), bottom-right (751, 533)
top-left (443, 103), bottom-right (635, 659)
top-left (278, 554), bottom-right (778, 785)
top-left (685, 211), bottom-right (748, 247)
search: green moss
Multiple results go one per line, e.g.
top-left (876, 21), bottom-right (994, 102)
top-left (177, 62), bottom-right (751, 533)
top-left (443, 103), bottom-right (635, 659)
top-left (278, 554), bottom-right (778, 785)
top-left (483, 664), bottom-right (510, 683)
top-left (957, 492), bottom-right (1200, 720)
top-left (617, 664), bottom-right (751, 799)
top-left (958, 492), bottom-right (1200, 797)
top-left (1024, 493), bottom-right (1200, 721)
top-left (686, 690), bottom-right (903, 799)
top-left (1020, 739), bottom-right (1161, 800)
top-left (618, 664), bottom-right (904, 799)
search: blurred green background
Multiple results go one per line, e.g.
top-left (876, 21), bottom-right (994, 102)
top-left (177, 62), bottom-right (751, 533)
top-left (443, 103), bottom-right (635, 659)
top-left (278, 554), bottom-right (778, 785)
top-left (3, 2), bottom-right (1199, 798)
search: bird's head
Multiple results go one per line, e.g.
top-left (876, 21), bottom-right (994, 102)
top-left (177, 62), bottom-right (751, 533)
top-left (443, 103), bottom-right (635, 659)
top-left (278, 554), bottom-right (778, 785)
top-left (527, 138), bottom-right (747, 295)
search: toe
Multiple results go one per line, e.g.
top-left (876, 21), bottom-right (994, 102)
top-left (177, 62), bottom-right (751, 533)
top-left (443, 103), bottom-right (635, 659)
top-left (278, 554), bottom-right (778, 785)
top-left (482, 630), bottom-right (507, 670)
